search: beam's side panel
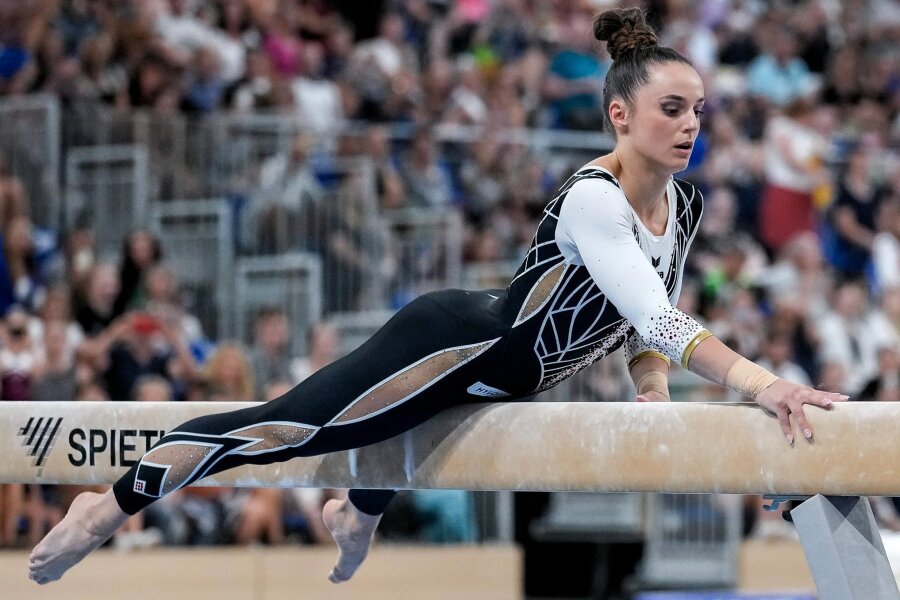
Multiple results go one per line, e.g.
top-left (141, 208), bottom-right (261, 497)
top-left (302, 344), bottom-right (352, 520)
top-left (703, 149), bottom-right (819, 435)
top-left (1, 402), bottom-right (897, 496)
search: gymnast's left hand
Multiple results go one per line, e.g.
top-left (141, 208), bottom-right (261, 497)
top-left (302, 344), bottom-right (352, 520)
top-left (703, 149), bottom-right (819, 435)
top-left (636, 390), bottom-right (670, 402)
top-left (755, 379), bottom-right (849, 444)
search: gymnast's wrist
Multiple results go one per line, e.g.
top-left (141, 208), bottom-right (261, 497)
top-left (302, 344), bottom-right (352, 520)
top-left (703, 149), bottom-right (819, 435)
top-left (724, 357), bottom-right (780, 400)
top-left (636, 370), bottom-right (670, 398)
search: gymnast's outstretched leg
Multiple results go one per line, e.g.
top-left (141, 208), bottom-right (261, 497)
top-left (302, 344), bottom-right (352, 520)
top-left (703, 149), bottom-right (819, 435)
top-left (29, 293), bottom-right (507, 584)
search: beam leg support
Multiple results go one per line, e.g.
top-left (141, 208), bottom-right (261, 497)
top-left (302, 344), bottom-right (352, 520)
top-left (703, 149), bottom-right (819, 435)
top-left (791, 494), bottom-right (900, 600)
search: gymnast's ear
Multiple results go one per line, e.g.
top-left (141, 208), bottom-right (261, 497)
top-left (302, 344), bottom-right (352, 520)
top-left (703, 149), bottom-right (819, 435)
top-left (608, 98), bottom-right (630, 135)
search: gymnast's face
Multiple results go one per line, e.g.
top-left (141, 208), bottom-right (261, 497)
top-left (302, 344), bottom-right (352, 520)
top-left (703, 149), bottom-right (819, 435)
top-left (610, 61), bottom-right (704, 174)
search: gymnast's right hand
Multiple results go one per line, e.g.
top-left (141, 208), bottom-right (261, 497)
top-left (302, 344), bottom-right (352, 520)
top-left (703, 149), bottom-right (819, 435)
top-left (754, 379), bottom-right (849, 444)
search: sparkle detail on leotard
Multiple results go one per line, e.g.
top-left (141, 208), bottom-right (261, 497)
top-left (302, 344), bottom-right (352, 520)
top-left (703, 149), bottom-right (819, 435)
top-left (643, 305), bottom-right (707, 364)
top-left (131, 421), bottom-right (320, 498)
top-left (228, 422), bottom-right (319, 455)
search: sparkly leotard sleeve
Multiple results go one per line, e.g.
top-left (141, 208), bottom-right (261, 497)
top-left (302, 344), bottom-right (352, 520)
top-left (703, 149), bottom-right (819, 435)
top-left (556, 173), bottom-right (708, 367)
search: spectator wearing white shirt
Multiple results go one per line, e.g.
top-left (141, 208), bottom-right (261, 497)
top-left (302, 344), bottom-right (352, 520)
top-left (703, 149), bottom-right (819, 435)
top-left (154, 0), bottom-right (245, 83)
top-left (816, 280), bottom-right (900, 394)
top-left (873, 199), bottom-right (900, 293)
top-left (291, 43), bottom-right (343, 134)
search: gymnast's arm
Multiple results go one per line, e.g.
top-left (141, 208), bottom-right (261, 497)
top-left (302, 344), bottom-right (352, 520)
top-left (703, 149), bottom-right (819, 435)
top-left (558, 179), bottom-right (847, 441)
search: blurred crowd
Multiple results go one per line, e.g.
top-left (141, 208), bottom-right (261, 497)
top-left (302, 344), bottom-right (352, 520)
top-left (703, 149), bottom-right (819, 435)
top-left (0, 0), bottom-right (899, 551)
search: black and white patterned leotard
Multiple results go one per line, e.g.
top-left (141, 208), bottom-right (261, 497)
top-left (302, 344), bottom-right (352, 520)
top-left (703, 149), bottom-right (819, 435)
top-left (113, 166), bottom-right (708, 515)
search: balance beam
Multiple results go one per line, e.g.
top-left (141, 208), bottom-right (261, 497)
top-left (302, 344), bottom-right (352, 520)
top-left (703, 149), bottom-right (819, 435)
top-left (2, 401), bottom-right (897, 496)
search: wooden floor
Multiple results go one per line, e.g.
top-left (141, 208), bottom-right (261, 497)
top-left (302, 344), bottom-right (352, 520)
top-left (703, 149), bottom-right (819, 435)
top-left (0, 544), bottom-right (522, 600)
top-left (738, 539), bottom-right (816, 592)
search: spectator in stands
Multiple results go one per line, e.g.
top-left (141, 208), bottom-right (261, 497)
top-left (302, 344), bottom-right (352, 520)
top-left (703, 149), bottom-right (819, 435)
top-left (820, 46), bottom-right (863, 117)
top-left (62, 227), bottom-right (96, 292)
top-left (73, 263), bottom-right (125, 380)
top-left (816, 280), bottom-right (899, 394)
top-left (114, 230), bottom-right (163, 316)
top-left (544, 5), bottom-right (609, 131)
top-left (347, 12), bottom-right (419, 121)
top-left (321, 172), bottom-right (389, 312)
top-left (100, 311), bottom-right (195, 402)
top-left (248, 307), bottom-right (295, 401)
top-left (824, 138), bottom-right (891, 278)
top-left (291, 42), bottom-right (343, 133)
top-left (0, 481), bottom-right (23, 547)
top-left (291, 321), bottom-right (341, 382)
top-left (0, 215), bottom-right (45, 314)
top-left (400, 127), bottom-right (454, 208)
top-left (132, 374), bottom-right (174, 402)
top-left (117, 51), bottom-right (181, 110)
top-left (878, 286), bottom-right (900, 339)
top-left (0, 26), bottom-right (36, 96)
top-left (71, 32), bottom-right (127, 105)
top-left (183, 45), bottom-right (228, 113)
top-left (251, 132), bottom-right (324, 253)
top-left (217, 0), bottom-right (262, 51)
top-left (261, 3), bottom-right (305, 79)
top-left (0, 305), bottom-right (39, 402)
top-left (362, 124), bottom-right (405, 210)
top-left (758, 98), bottom-right (831, 253)
top-left (29, 26), bottom-right (77, 98)
top-left (31, 319), bottom-right (77, 403)
top-left (459, 129), bottom-right (508, 222)
top-left (0, 153), bottom-right (27, 232)
top-left (756, 332), bottom-right (811, 387)
top-left (418, 58), bottom-right (454, 123)
top-left (660, 3), bottom-right (717, 76)
top-left (153, 0), bottom-right (245, 84)
top-left (321, 18), bottom-right (354, 79)
top-left (757, 232), bottom-right (833, 321)
top-left (745, 26), bottom-right (815, 107)
top-left (705, 113), bottom-right (764, 234)
top-left (143, 264), bottom-right (206, 352)
top-left (202, 342), bottom-right (255, 402)
top-left (873, 200), bottom-right (900, 292)
top-left (227, 48), bottom-right (279, 112)
top-left (443, 57), bottom-right (487, 126)
top-left (857, 344), bottom-right (900, 402)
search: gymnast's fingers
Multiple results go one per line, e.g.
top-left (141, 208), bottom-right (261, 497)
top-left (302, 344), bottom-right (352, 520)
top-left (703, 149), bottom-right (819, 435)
top-left (775, 406), bottom-right (793, 445)
top-left (791, 404), bottom-right (813, 442)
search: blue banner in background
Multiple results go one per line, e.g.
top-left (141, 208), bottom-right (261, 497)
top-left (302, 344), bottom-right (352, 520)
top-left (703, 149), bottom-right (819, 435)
top-left (636, 593), bottom-right (816, 600)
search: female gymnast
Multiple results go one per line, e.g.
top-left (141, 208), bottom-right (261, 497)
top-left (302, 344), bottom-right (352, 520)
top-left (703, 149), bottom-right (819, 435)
top-left (29, 7), bottom-right (846, 585)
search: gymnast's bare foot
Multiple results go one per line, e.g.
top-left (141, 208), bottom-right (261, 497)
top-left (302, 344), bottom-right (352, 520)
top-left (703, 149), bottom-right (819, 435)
top-left (28, 490), bottom-right (129, 584)
top-left (322, 497), bottom-right (381, 583)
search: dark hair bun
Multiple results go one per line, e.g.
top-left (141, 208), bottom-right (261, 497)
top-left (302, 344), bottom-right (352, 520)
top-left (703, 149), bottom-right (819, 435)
top-left (593, 8), bottom-right (658, 61)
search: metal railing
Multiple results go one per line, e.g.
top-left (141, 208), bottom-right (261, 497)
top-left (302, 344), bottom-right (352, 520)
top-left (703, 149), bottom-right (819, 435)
top-left (150, 199), bottom-right (235, 340)
top-left (639, 493), bottom-right (743, 588)
top-left (0, 94), bottom-right (61, 227)
top-left (65, 144), bottom-right (149, 260)
top-left (233, 252), bottom-right (323, 357)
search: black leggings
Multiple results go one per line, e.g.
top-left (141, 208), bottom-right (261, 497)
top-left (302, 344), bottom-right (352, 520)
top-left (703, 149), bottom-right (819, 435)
top-left (113, 290), bottom-right (519, 515)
